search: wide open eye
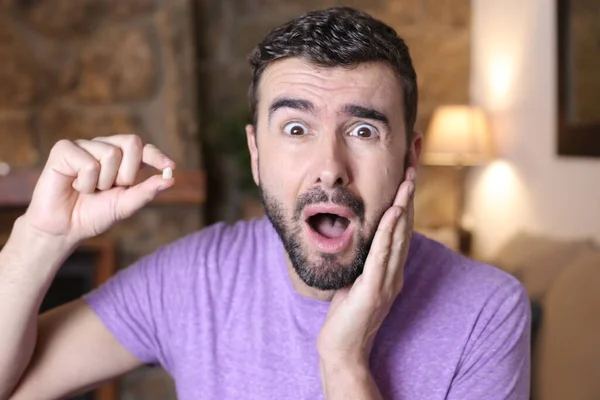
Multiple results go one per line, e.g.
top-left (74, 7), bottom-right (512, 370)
top-left (283, 122), bottom-right (309, 136)
top-left (348, 124), bottom-right (378, 139)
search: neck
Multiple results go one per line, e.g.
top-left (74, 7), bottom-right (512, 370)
top-left (285, 254), bottom-right (336, 302)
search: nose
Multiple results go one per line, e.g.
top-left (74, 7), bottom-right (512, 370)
top-left (313, 135), bottom-right (350, 189)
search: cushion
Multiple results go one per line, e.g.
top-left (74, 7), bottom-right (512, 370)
top-left (491, 231), bottom-right (593, 300)
top-left (533, 246), bottom-right (600, 400)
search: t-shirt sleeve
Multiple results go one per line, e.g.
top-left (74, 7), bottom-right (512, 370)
top-left (447, 279), bottom-right (531, 400)
top-left (82, 240), bottom-right (190, 370)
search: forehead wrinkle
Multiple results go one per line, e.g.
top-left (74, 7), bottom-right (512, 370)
top-left (268, 82), bottom-right (383, 117)
top-left (259, 59), bottom-right (403, 126)
top-left (264, 63), bottom-right (379, 94)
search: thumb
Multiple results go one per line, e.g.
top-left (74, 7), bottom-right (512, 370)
top-left (328, 287), bottom-right (351, 317)
top-left (114, 175), bottom-right (173, 220)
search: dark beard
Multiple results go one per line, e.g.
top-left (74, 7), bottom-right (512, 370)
top-left (261, 185), bottom-right (387, 291)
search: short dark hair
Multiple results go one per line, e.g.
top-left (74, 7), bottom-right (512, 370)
top-left (248, 7), bottom-right (418, 136)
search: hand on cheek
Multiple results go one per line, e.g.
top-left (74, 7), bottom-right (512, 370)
top-left (317, 166), bottom-right (416, 367)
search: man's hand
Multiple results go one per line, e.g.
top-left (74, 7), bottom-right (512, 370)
top-left (23, 134), bottom-right (175, 246)
top-left (317, 166), bottom-right (416, 399)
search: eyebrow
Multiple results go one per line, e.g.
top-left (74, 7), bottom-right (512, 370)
top-left (267, 98), bottom-right (391, 131)
top-left (268, 98), bottom-right (316, 123)
top-left (341, 104), bottom-right (390, 128)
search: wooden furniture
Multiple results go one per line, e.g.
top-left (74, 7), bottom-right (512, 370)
top-left (0, 168), bottom-right (206, 207)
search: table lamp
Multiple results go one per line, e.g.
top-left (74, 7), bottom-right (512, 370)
top-left (423, 105), bottom-right (494, 254)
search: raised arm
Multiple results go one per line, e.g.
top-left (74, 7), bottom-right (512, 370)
top-left (0, 135), bottom-right (175, 399)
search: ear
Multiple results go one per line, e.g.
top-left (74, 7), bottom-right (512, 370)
top-left (246, 124), bottom-right (260, 186)
top-left (408, 131), bottom-right (423, 169)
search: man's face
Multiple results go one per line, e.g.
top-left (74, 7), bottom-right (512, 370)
top-left (247, 58), bottom-right (420, 291)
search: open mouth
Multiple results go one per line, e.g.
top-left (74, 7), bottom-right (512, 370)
top-left (302, 205), bottom-right (355, 253)
top-left (307, 213), bottom-right (351, 239)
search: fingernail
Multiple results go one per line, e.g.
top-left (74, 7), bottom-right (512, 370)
top-left (164, 157), bottom-right (175, 167)
top-left (408, 183), bottom-right (415, 198)
top-left (395, 206), bottom-right (402, 219)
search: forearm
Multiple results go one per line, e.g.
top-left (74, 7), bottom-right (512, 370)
top-left (320, 360), bottom-right (383, 400)
top-left (0, 217), bottom-right (75, 398)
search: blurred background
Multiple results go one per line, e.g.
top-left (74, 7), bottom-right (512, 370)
top-left (0, 0), bottom-right (598, 399)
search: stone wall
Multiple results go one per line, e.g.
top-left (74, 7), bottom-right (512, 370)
top-left (196, 0), bottom-right (471, 226)
top-left (0, 1), bottom-right (201, 398)
top-left (0, 0), bottom-right (203, 264)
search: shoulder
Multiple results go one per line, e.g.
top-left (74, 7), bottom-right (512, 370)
top-left (406, 232), bottom-right (529, 316)
top-left (109, 217), bottom-right (273, 292)
top-left (409, 232), bottom-right (524, 289)
top-left (154, 216), bottom-right (273, 266)
top-left (110, 217), bottom-right (274, 308)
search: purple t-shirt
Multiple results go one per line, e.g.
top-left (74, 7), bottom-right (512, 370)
top-left (84, 217), bottom-right (530, 399)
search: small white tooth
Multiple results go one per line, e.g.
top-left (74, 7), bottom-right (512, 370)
top-left (162, 167), bottom-right (173, 179)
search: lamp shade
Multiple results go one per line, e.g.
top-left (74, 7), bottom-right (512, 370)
top-left (423, 105), bottom-right (494, 166)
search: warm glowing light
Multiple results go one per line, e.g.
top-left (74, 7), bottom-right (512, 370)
top-left (489, 57), bottom-right (513, 101)
top-left (466, 159), bottom-right (535, 258)
top-left (480, 160), bottom-right (515, 199)
top-left (423, 105), bottom-right (494, 166)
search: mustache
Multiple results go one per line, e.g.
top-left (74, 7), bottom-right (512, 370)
top-left (294, 186), bottom-right (365, 222)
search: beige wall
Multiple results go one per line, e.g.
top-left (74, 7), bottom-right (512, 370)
top-left (467, 0), bottom-right (600, 259)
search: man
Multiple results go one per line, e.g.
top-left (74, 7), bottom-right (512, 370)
top-left (0, 7), bottom-right (530, 400)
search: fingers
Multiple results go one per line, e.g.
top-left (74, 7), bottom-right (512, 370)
top-left (44, 139), bottom-right (102, 194)
top-left (359, 205), bottom-right (402, 292)
top-left (392, 167), bottom-right (416, 206)
top-left (74, 140), bottom-right (122, 191)
top-left (384, 204), bottom-right (412, 292)
top-left (385, 168), bottom-right (416, 292)
top-left (42, 135), bottom-right (174, 196)
top-left (92, 135), bottom-right (175, 186)
top-left (142, 143), bottom-right (176, 171)
top-left (357, 166), bottom-right (418, 297)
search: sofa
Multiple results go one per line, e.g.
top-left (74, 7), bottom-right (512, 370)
top-left (489, 232), bottom-right (600, 400)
